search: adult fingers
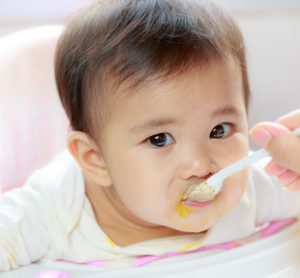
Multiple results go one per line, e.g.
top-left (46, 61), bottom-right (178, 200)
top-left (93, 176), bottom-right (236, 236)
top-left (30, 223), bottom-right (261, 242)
top-left (283, 176), bottom-right (300, 191)
top-left (276, 109), bottom-right (300, 130)
top-left (277, 169), bottom-right (299, 186)
top-left (265, 160), bottom-right (287, 176)
top-left (250, 122), bottom-right (300, 174)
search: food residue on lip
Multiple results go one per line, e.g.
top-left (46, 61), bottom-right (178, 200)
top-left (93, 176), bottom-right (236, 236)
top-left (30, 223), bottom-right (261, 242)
top-left (185, 200), bottom-right (213, 208)
top-left (176, 201), bottom-right (193, 218)
top-left (183, 181), bottom-right (216, 202)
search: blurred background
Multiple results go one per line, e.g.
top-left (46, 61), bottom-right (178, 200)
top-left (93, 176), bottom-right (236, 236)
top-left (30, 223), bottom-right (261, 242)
top-left (0, 0), bottom-right (300, 133)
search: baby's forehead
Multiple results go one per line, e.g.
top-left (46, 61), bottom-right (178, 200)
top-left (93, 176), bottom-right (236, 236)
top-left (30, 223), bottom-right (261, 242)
top-left (101, 60), bottom-right (244, 118)
top-left (105, 58), bottom-right (241, 97)
top-left (99, 64), bottom-right (246, 142)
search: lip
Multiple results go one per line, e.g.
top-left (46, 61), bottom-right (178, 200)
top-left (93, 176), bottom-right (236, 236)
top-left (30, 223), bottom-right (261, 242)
top-left (184, 200), bottom-right (213, 208)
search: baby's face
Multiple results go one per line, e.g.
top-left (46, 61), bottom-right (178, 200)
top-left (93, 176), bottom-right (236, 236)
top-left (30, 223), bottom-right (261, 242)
top-left (99, 60), bottom-right (249, 233)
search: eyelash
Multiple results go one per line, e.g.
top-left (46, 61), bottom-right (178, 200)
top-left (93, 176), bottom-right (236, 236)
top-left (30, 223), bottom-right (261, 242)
top-left (209, 123), bottom-right (233, 139)
top-left (147, 133), bottom-right (175, 148)
top-left (146, 123), bottom-right (234, 148)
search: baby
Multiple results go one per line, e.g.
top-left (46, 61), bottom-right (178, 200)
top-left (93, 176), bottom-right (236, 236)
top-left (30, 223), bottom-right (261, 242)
top-left (1, 0), bottom-right (300, 271)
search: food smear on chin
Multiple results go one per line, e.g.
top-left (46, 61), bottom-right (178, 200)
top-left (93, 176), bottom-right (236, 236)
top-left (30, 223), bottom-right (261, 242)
top-left (176, 201), bottom-right (193, 218)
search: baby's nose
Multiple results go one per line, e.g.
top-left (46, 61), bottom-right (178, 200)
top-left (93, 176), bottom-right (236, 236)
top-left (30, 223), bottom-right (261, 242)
top-left (179, 148), bottom-right (217, 180)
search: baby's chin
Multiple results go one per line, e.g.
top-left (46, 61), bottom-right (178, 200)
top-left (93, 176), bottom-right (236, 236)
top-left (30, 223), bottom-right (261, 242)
top-left (175, 223), bottom-right (213, 234)
top-left (165, 214), bottom-right (216, 234)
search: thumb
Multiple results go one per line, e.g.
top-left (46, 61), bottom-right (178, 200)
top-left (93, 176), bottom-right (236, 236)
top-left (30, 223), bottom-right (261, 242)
top-left (250, 122), bottom-right (300, 174)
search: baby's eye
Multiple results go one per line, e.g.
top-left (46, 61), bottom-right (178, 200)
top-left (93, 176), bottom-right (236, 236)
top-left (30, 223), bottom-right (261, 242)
top-left (210, 123), bottom-right (232, 139)
top-left (147, 133), bottom-right (175, 147)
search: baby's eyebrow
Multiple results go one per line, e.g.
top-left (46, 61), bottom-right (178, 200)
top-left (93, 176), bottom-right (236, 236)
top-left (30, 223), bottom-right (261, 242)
top-left (212, 105), bottom-right (242, 117)
top-left (129, 118), bottom-right (176, 134)
top-left (129, 106), bottom-right (241, 134)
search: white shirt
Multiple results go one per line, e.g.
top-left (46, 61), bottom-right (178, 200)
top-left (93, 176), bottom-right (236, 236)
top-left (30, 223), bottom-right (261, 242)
top-left (1, 150), bottom-right (300, 271)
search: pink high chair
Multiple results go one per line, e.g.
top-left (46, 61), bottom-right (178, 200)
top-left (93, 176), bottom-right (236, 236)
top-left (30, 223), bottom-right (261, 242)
top-left (0, 25), bottom-right (69, 194)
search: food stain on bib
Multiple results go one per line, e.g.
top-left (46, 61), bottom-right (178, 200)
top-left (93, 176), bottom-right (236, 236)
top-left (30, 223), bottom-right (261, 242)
top-left (105, 236), bottom-right (117, 247)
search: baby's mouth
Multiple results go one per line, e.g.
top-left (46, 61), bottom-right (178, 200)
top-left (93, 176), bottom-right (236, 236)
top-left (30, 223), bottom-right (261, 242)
top-left (184, 199), bottom-right (213, 208)
top-left (183, 180), bottom-right (216, 203)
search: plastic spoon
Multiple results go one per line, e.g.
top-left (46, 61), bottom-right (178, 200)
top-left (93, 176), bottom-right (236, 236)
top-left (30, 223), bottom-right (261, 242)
top-left (184, 127), bottom-right (300, 203)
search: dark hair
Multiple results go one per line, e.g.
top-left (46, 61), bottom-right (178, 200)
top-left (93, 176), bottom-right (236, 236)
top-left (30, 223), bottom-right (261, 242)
top-left (55, 0), bottom-right (249, 141)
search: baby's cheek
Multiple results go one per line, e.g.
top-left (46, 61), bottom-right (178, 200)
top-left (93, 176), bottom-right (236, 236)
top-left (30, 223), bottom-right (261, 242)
top-left (219, 169), bottom-right (248, 211)
top-left (133, 194), bottom-right (171, 224)
top-left (228, 169), bottom-right (248, 192)
top-left (238, 169), bottom-right (249, 192)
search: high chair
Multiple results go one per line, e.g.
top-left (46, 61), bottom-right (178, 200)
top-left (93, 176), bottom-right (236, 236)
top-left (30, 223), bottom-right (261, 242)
top-left (0, 25), bottom-right (69, 193)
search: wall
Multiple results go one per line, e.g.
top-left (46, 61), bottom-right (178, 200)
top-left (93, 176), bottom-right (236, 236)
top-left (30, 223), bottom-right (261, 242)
top-left (237, 11), bottom-right (300, 128)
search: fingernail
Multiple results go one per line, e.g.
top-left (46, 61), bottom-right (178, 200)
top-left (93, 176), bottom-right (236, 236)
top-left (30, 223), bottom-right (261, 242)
top-left (251, 129), bottom-right (272, 148)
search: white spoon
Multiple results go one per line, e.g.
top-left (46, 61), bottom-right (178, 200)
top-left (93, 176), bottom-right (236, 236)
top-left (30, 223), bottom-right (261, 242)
top-left (184, 127), bottom-right (300, 203)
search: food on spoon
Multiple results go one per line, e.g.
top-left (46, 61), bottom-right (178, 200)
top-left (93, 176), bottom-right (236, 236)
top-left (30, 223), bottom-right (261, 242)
top-left (183, 181), bottom-right (215, 202)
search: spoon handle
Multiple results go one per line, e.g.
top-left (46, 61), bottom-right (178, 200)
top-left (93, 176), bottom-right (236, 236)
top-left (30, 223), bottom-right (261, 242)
top-left (209, 127), bottom-right (300, 194)
top-left (208, 148), bottom-right (268, 193)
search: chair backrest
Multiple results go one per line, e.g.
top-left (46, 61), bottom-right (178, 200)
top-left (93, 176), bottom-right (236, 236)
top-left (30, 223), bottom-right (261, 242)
top-left (0, 25), bottom-right (69, 193)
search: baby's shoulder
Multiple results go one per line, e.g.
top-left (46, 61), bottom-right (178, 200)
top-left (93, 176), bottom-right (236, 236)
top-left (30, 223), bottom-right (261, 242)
top-left (0, 150), bottom-right (86, 236)
top-left (23, 149), bottom-right (85, 199)
top-left (248, 155), bottom-right (300, 223)
top-left (247, 157), bottom-right (282, 199)
top-left (248, 157), bottom-right (273, 186)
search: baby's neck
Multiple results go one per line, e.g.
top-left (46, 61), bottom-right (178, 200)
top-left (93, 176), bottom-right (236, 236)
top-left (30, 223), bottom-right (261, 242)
top-left (85, 182), bottom-right (191, 246)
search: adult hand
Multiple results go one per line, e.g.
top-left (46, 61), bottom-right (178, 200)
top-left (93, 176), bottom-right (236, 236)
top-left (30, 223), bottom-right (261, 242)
top-left (250, 109), bottom-right (300, 191)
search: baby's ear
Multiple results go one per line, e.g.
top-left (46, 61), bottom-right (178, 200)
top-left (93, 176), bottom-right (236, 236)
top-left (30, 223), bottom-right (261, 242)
top-left (67, 131), bottom-right (112, 187)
